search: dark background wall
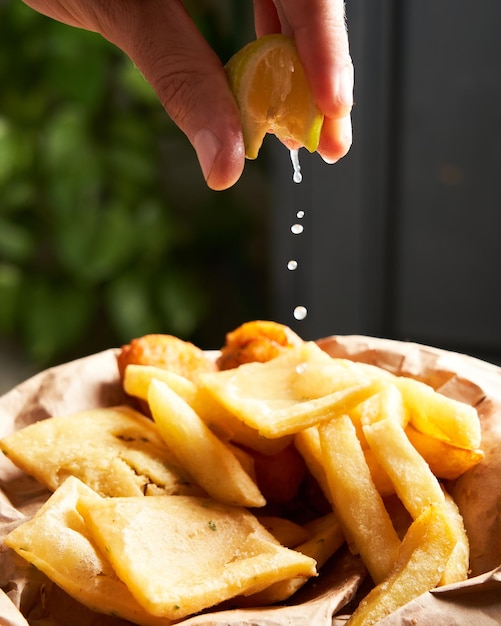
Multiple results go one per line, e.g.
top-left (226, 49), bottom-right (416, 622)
top-left (269, 0), bottom-right (501, 363)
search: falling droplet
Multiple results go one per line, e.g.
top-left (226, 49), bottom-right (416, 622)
top-left (287, 260), bottom-right (298, 271)
top-left (296, 210), bottom-right (305, 219)
top-left (291, 223), bottom-right (304, 235)
top-left (293, 305), bottom-right (308, 320)
top-left (290, 149), bottom-right (302, 183)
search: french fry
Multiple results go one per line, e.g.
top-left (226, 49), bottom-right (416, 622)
top-left (124, 363), bottom-right (198, 404)
top-left (147, 379), bottom-right (265, 508)
top-left (256, 516), bottom-right (311, 548)
top-left (363, 417), bottom-right (445, 520)
top-left (395, 376), bottom-right (481, 449)
top-left (349, 383), bottom-right (409, 447)
top-left (405, 424), bottom-right (484, 480)
top-left (295, 426), bottom-right (396, 502)
top-left (347, 504), bottom-right (457, 626)
top-left (440, 490), bottom-right (470, 585)
top-left (294, 426), bottom-right (332, 503)
top-left (319, 415), bottom-right (401, 584)
top-left (242, 512), bottom-right (345, 605)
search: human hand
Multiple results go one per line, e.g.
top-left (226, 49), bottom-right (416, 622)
top-left (22, 0), bottom-right (353, 190)
top-left (254, 0), bottom-right (354, 166)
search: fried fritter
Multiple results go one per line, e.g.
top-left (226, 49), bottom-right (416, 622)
top-left (117, 334), bottom-right (216, 382)
top-left (217, 320), bottom-right (303, 370)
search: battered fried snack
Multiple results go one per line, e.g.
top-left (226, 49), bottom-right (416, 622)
top-left (117, 333), bottom-right (216, 382)
top-left (217, 320), bottom-right (303, 370)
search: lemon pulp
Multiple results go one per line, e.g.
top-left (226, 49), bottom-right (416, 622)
top-left (225, 34), bottom-right (324, 160)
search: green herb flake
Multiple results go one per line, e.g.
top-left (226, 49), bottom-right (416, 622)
top-left (208, 520), bottom-right (217, 531)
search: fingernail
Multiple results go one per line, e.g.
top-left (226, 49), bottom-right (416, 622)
top-left (194, 129), bottom-right (222, 182)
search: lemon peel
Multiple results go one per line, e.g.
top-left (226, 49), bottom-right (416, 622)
top-left (225, 34), bottom-right (324, 160)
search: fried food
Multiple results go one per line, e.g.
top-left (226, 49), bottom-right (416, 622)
top-left (77, 490), bottom-right (317, 620)
top-left (147, 379), bottom-right (265, 508)
top-left (201, 342), bottom-right (381, 438)
top-left (217, 319), bottom-right (303, 370)
top-left (395, 376), bottom-right (481, 449)
top-left (405, 424), bottom-right (484, 480)
top-left (346, 504), bottom-right (457, 626)
top-left (2, 322), bottom-right (486, 625)
top-left (116, 333), bottom-right (216, 382)
top-left (319, 414), bottom-right (401, 584)
top-left (4, 477), bottom-right (173, 626)
top-left (123, 362), bottom-right (292, 455)
top-left (252, 443), bottom-right (306, 504)
top-left (0, 405), bottom-right (200, 497)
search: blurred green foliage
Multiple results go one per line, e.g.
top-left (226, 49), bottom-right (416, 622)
top-left (0, 2), bottom-right (271, 367)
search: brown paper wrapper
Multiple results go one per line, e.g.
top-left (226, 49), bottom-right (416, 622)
top-left (1, 336), bottom-right (501, 625)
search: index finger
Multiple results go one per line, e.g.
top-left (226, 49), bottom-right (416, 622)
top-left (255, 0), bottom-right (353, 120)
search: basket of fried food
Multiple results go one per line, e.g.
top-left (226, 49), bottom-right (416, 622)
top-left (1, 320), bottom-right (500, 625)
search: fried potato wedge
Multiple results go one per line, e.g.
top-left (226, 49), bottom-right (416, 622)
top-left (4, 477), bottom-right (172, 626)
top-left (440, 491), bottom-right (470, 585)
top-left (347, 504), bottom-right (457, 626)
top-left (256, 515), bottom-right (311, 548)
top-left (295, 426), bottom-right (395, 500)
top-left (363, 417), bottom-right (445, 520)
top-left (319, 415), bottom-right (401, 584)
top-left (200, 342), bottom-right (381, 438)
top-left (0, 405), bottom-right (199, 497)
top-left (148, 379), bottom-right (265, 507)
top-left (405, 424), bottom-right (484, 480)
top-left (395, 376), bottom-right (481, 449)
top-left (77, 493), bottom-right (317, 620)
top-left (241, 512), bottom-right (345, 606)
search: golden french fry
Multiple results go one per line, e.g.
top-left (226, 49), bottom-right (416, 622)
top-left (148, 379), bottom-right (265, 508)
top-left (319, 415), bottom-right (401, 584)
top-left (395, 376), bottom-right (481, 449)
top-left (363, 447), bottom-right (396, 498)
top-left (256, 516), bottom-right (311, 548)
top-left (406, 424), bottom-right (484, 480)
top-left (242, 512), bottom-right (345, 605)
top-left (363, 417), bottom-right (445, 520)
top-left (347, 504), bottom-right (457, 626)
top-left (200, 342), bottom-right (381, 438)
top-left (294, 426), bottom-right (332, 503)
top-left (124, 363), bottom-right (198, 404)
top-left (349, 383), bottom-right (409, 447)
top-left (295, 425), bottom-right (395, 499)
top-left (440, 490), bottom-right (469, 585)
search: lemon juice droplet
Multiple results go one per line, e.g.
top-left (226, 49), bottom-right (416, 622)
top-left (290, 149), bottom-right (302, 183)
top-left (293, 305), bottom-right (307, 320)
top-left (287, 260), bottom-right (298, 271)
top-left (291, 223), bottom-right (303, 235)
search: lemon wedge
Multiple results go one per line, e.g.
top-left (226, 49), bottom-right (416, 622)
top-left (225, 34), bottom-right (324, 159)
